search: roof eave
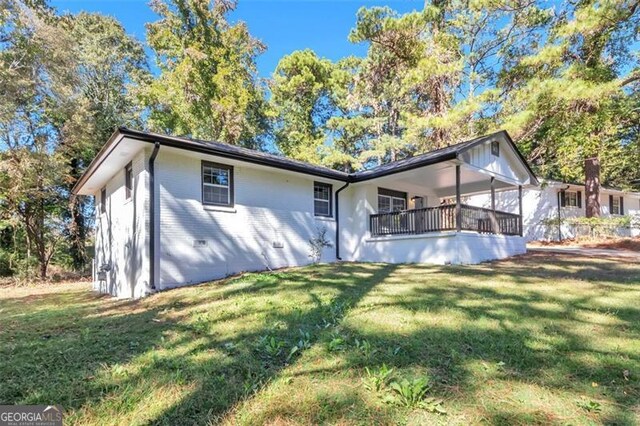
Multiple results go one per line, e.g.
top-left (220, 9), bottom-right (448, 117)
top-left (73, 128), bottom-right (540, 195)
top-left (72, 128), bottom-right (350, 195)
top-left (119, 128), bottom-right (349, 182)
top-left (71, 129), bottom-right (126, 195)
top-left (350, 152), bottom-right (458, 183)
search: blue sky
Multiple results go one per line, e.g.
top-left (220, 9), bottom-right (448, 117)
top-left (50, 0), bottom-right (424, 78)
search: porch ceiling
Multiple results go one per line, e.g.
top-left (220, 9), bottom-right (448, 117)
top-left (361, 161), bottom-right (516, 198)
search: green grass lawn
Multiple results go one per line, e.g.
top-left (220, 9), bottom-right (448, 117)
top-left (1, 253), bottom-right (639, 425)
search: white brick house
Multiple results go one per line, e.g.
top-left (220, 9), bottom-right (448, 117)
top-left (73, 128), bottom-right (538, 298)
top-left (467, 181), bottom-right (640, 241)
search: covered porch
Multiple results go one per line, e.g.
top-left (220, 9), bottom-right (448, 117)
top-left (369, 164), bottom-right (524, 237)
top-left (340, 131), bottom-right (537, 265)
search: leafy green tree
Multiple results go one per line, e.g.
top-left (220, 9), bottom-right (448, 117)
top-left (269, 49), bottom-right (335, 164)
top-left (346, 7), bottom-right (427, 165)
top-left (498, 0), bottom-right (640, 185)
top-left (271, 0), bottom-right (637, 191)
top-left (0, 0), bottom-right (74, 278)
top-left (56, 12), bottom-right (149, 269)
top-left (0, 2), bottom-right (149, 276)
top-left (304, 2), bottom-right (549, 167)
top-left (143, 0), bottom-right (269, 148)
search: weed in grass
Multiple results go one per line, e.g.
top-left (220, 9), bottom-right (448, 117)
top-left (327, 299), bottom-right (350, 324)
top-left (384, 377), bottom-right (446, 414)
top-left (354, 338), bottom-right (377, 359)
top-left (386, 345), bottom-right (402, 358)
top-left (363, 364), bottom-right (394, 392)
top-left (192, 312), bottom-right (211, 334)
top-left (327, 336), bottom-right (347, 352)
top-left (577, 399), bottom-right (602, 413)
top-left (258, 335), bottom-right (285, 359)
top-left (242, 377), bottom-right (263, 398)
top-left (287, 330), bottom-right (313, 361)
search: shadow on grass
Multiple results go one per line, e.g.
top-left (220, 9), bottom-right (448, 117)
top-left (0, 254), bottom-right (638, 424)
top-left (0, 263), bottom-right (398, 424)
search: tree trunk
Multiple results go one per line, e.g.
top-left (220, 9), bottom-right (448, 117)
top-left (585, 157), bottom-right (600, 218)
top-left (39, 256), bottom-right (47, 280)
top-left (69, 158), bottom-right (87, 270)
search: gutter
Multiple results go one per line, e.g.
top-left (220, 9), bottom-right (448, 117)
top-left (149, 142), bottom-right (160, 290)
top-left (334, 182), bottom-right (350, 260)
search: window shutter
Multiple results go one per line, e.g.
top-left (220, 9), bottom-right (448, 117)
top-left (620, 196), bottom-right (624, 214)
top-left (560, 190), bottom-right (566, 207)
top-left (577, 191), bottom-right (582, 208)
top-left (609, 194), bottom-right (614, 214)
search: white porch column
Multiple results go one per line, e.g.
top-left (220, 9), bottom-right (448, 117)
top-left (456, 165), bottom-right (461, 232)
top-left (518, 185), bottom-right (523, 236)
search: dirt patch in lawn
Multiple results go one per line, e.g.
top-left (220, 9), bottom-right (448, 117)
top-left (529, 237), bottom-right (640, 251)
top-left (581, 237), bottom-right (640, 251)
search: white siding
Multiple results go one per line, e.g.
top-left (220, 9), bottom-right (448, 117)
top-left (459, 140), bottom-right (529, 183)
top-left (155, 150), bottom-right (337, 289)
top-left (93, 150), bottom-right (150, 298)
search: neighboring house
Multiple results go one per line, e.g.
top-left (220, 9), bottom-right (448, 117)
top-left (468, 180), bottom-right (640, 241)
top-left (73, 128), bottom-right (538, 298)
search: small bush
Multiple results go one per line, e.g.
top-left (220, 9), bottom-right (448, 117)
top-left (308, 226), bottom-right (333, 263)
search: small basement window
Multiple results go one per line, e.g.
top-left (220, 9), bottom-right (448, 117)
top-left (202, 161), bottom-right (233, 206)
top-left (314, 182), bottom-right (332, 217)
top-left (125, 162), bottom-right (132, 200)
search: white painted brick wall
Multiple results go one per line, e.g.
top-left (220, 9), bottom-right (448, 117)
top-left (352, 232), bottom-right (525, 264)
top-left (93, 150), bottom-right (150, 298)
top-left (155, 150), bottom-right (338, 289)
top-left (92, 145), bottom-right (531, 298)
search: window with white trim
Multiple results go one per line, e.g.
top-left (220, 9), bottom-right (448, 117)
top-left (314, 182), bottom-right (332, 217)
top-left (378, 188), bottom-right (407, 213)
top-left (566, 191), bottom-right (578, 207)
top-left (202, 161), bottom-right (233, 206)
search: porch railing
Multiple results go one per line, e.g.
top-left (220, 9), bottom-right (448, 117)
top-left (369, 204), bottom-right (521, 237)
